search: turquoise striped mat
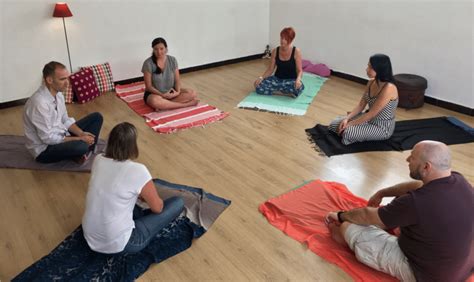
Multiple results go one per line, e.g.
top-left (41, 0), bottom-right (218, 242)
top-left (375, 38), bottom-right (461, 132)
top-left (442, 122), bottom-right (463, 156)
top-left (237, 72), bottom-right (327, 115)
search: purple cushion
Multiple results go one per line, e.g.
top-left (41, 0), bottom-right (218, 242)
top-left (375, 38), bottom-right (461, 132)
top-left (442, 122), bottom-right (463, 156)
top-left (304, 63), bottom-right (331, 77)
top-left (302, 59), bottom-right (312, 69)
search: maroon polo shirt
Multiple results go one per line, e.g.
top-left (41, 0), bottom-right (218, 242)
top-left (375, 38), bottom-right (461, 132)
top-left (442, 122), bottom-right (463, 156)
top-left (378, 172), bottom-right (473, 282)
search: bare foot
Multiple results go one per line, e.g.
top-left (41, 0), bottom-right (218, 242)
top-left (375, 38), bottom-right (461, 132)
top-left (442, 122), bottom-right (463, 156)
top-left (74, 151), bottom-right (92, 165)
top-left (186, 99), bottom-right (199, 107)
top-left (328, 222), bottom-right (347, 246)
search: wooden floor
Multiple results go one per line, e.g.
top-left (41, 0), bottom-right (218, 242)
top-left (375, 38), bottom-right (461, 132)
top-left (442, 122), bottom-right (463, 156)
top-left (1, 60), bottom-right (473, 281)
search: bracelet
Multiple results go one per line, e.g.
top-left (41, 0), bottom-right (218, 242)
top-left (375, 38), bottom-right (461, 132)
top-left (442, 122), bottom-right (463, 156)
top-left (337, 211), bottom-right (346, 223)
top-left (258, 76), bottom-right (264, 80)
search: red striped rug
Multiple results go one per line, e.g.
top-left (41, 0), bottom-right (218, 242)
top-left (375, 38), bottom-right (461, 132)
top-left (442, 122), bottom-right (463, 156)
top-left (115, 82), bottom-right (229, 133)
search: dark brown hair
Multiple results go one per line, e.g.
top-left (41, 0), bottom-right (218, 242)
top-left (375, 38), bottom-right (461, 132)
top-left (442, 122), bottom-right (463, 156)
top-left (151, 37), bottom-right (168, 74)
top-left (42, 61), bottom-right (66, 80)
top-left (105, 122), bottom-right (139, 161)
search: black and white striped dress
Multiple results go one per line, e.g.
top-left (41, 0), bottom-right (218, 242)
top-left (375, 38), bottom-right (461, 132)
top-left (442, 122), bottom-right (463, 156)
top-left (328, 83), bottom-right (398, 145)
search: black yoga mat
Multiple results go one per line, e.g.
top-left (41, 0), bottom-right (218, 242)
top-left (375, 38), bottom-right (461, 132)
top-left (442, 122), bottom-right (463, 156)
top-left (305, 117), bottom-right (474, 157)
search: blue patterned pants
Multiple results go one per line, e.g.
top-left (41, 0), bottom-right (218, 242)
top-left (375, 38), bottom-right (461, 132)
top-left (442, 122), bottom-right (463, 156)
top-left (256, 76), bottom-right (305, 97)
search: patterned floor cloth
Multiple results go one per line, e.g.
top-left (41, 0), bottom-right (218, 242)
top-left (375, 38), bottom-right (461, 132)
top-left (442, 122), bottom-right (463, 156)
top-left (237, 72), bottom-right (327, 115)
top-left (13, 179), bottom-right (231, 281)
top-left (115, 82), bottom-right (229, 133)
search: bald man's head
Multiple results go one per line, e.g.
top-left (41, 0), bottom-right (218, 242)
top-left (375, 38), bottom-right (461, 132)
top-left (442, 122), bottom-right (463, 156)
top-left (415, 141), bottom-right (451, 171)
top-left (407, 141), bottom-right (452, 181)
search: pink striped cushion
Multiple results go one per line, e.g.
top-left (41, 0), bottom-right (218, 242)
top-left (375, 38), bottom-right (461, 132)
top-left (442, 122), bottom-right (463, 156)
top-left (80, 62), bottom-right (114, 93)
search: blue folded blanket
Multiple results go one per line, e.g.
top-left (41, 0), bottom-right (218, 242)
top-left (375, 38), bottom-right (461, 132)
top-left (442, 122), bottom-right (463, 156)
top-left (13, 217), bottom-right (200, 281)
top-left (13, 179), bottom-right (230, 281)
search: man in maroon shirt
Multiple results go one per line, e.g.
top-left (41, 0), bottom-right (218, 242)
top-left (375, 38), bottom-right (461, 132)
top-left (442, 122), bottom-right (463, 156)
top-left (326, 141), bottom-right (473, 281)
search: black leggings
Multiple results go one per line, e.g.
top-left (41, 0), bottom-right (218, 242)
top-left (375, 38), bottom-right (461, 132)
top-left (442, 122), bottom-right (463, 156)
top-left (143, 91), bottom-right (152, 103)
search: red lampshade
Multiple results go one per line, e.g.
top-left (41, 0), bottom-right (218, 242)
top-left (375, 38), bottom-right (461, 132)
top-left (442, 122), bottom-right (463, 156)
top-left (53, 3), bottom-right (73, 18)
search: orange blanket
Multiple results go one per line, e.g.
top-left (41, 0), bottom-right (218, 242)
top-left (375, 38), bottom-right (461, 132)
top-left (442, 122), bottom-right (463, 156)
top-left (259, 180), bottom-right (397, 282)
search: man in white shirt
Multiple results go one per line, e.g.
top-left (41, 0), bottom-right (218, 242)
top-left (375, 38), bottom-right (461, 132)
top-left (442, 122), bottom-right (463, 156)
top-left (23, 61), bottom-right (103, 163)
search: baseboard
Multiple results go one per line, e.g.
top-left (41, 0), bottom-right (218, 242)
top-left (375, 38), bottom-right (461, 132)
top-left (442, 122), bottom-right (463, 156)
top-left (0, 54), bottom-right (264, 108)
top-left (115, 53), bottom-right (264, 85)
top-left (2, 58), bottom-right (472, 117)
top-left (0, 98), bottom-right (28, 109)
top-left (424, 96), bottom-right (473, 116)
top-left (331, 70), bottom-right (369, 85)
top-left (330, 70), bottom-right (473, 116)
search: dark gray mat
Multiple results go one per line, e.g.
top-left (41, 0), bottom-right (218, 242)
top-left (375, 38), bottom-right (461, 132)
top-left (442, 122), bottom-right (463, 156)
top-left (0, 135), bottom-right (106, 172)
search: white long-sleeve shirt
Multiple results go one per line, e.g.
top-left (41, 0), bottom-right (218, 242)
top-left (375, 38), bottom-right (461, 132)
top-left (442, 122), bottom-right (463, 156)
top-left (23, 85), bottom-right (76, 157)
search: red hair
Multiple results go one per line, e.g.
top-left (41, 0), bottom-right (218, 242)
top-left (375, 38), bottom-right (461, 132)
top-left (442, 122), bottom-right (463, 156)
top-left (280, 27), bottom-right (296, 43)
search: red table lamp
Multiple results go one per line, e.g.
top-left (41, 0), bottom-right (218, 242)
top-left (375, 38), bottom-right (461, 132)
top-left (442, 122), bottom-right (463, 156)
top-left (53, 3), bottom-right (73, 72)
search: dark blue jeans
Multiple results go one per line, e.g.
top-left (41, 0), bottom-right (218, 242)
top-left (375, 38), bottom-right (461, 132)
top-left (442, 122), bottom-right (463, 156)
top-left (123, 196), bottom-right (185, 253)
top-left (36, 112), bottom-right (103, 163)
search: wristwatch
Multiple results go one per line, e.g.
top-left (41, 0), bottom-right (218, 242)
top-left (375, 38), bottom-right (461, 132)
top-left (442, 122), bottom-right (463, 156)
top-left (337, 211), bottom-right (346, 223)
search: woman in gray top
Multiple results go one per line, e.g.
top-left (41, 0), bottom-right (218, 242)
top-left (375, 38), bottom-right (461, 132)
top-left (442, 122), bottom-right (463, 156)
top-left (142, 37), bottom-right (198, 110)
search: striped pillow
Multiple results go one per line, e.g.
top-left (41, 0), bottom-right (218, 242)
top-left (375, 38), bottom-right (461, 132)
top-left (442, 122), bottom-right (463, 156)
top-left (80, 62), bottom-right (114, 93)
top-left (64, 78), bottom-right (74, 103)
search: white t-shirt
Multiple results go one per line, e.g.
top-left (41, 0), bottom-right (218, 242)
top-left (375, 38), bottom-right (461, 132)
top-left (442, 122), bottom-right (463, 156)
top-left (82, 154), bottom-right (152, 253)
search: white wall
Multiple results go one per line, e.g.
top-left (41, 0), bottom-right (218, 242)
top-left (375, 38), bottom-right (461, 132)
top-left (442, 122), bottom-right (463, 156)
top-left (0, 0), bottom-right (269, 103)
top-left (270, 0), bottom-right (473, 108)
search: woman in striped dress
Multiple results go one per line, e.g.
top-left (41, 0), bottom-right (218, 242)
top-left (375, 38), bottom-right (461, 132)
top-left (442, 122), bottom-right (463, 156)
top-left (328, 54), bottom-right (398, 145)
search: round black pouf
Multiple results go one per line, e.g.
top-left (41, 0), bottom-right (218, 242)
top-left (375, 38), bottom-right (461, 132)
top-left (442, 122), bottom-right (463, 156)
top-left (394, 74), bottom-right (428, 109)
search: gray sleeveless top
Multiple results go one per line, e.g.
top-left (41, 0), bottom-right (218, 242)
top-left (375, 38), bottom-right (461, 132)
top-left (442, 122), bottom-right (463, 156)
top-left (141, 55), bottom-right (178, 93)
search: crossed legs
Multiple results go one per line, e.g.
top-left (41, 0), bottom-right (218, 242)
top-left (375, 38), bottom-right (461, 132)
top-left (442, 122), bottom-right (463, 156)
top-left (328, 222), bottom-right (416, 281)
top-left (146, 88), bottom-right (199, 111)
top-left (122, 196), bottom-right (185, 253)
top-left (255, 76), bottom-right (305, 97)
top-left (36, 112), bottom-right (103, 163)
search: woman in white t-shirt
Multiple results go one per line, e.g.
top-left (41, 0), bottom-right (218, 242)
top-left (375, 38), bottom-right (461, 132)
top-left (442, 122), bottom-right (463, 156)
top-left (82, 122), bottom-right (184, 254)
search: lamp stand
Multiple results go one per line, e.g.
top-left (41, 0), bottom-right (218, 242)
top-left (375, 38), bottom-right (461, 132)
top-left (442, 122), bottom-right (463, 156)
top-left (61, 17), bottom-right (73, 72)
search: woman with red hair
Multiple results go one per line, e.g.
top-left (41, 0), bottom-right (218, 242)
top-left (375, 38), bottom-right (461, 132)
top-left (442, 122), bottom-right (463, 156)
top-left (254, 27), bottom-right (304, 98)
